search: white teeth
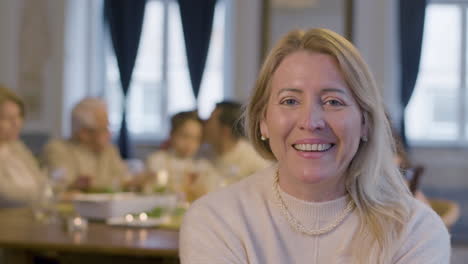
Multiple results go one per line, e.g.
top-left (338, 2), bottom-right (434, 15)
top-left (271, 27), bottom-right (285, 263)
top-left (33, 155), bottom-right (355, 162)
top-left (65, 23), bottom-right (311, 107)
top-left (293, 143), bottom-right (332, 152)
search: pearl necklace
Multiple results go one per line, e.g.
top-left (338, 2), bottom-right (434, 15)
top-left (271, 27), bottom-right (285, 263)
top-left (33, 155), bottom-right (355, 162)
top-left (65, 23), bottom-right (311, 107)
top-left (273, 170), bottom-right (355, 236)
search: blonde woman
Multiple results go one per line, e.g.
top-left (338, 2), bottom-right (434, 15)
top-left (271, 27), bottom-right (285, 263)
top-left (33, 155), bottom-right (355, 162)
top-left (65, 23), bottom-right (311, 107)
top-left (180, 28), bottom-right (450, 263)
top-left (0, 85), bottom-right (45, 207)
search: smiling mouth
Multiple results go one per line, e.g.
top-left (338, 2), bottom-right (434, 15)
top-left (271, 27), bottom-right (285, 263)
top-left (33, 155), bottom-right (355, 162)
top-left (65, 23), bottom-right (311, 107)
top-left (292, 143), bottom-right (334, 152)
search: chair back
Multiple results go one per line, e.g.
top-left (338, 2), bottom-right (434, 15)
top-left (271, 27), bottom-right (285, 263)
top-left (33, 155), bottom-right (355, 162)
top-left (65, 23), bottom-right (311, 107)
top-left (404, 165), bottom-right (425, 195)
top-left (404, 165), bottom-right (460, 229)
top-left (429, 199), bottom-right (460, 229)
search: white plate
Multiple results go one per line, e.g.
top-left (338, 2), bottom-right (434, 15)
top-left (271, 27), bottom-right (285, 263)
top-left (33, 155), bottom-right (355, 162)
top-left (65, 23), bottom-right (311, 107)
top-left (72, 192), bottom-right (136, 202)
top-left (72, 193), bottom-right (177, 220)
top-left (106, 215), bottom-right (171, 228)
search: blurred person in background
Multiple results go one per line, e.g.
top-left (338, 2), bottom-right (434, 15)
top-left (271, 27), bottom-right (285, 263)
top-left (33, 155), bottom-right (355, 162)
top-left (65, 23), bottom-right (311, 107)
top-left (392, 126), bottom-right (430, 206)
top-left (203, 101), bottom-right (269, 185)
top-left (0, 85), bottom-right (45, 207)
top-left (42, 97), bottom-right (128, 192)
top-left (146, 110), bottom-right (217, 202)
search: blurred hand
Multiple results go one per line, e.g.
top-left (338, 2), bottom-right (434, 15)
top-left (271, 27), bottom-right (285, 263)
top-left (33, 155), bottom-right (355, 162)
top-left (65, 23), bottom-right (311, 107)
top-left (59, 190), bottom-right (82, 201)
top-left (186, 172), bottom-right (199, 185)
top-left (122, 171), bottom-right (152, 192)
top-left (70, 175), bottom-right (92, 191)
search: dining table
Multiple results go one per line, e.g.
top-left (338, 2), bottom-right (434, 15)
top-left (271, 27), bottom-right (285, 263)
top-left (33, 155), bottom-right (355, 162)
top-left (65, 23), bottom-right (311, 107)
top-left (0, 207), bottom-right (179, 264)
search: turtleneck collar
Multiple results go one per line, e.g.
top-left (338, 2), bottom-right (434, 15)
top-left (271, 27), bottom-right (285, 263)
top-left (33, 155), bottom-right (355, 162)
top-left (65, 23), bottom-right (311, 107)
top-left (267, 165), bottom-right (351, 229)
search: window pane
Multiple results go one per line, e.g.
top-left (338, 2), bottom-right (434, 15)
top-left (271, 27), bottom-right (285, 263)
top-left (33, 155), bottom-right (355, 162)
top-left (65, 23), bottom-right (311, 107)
top-left (106, 1), bottom-right (164, 135)
top-left (167, 2), bottom-right (195, 116)
top-left (128, 1), bottom-right (164, 134)
top-left (167, 0), bottom-right (225, 119)
top-left (406, 4), bottom-right (461, 141)
top-left (105, 45), bottom-right (123, 134)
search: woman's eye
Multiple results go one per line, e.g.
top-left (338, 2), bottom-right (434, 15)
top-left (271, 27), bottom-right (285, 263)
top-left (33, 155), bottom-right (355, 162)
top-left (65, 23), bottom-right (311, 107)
top-left (281, 99), bottom-right (298, 105)
top-left (324, 99), bottom-right (344, 106)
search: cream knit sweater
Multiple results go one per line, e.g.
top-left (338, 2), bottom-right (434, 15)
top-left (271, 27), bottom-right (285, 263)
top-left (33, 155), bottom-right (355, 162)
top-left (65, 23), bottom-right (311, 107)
top-left (211, 139), bottom-right (271, 185)
top-left (42, 139), bottom-right (128, 189)
top-left (0, 141), bottom-right (45, 207)
top-left (180, 165), bottom-right (450, 263)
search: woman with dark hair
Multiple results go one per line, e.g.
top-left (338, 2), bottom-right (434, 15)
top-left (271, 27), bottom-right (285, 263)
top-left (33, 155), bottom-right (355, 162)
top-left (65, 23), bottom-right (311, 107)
top-left (392, 126), bottom-right (430, 205)
top-left (146, 110), bottom-right (217, 202)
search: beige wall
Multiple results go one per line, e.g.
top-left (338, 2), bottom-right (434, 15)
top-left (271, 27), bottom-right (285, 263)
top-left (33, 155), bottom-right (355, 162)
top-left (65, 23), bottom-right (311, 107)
top-left (225, 0), bottom-right (263, 102)
top-left (0, 0), bottom-right (19, 90)
top-left (0, 0), bottom-right (66, 138)
top-left (269, 0), bottom-right (346, 50)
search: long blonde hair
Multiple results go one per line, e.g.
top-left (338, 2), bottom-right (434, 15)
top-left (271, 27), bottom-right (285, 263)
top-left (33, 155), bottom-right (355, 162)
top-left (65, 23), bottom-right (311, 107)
top-left (245, 28), bottom-right (411, 263)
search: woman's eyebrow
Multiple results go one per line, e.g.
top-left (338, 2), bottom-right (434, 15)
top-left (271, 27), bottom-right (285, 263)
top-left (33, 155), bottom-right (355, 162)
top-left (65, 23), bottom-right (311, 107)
top-left (277, 88), bottom-right (302, 96)
top-left (321, 88), bottom-right (347, 95)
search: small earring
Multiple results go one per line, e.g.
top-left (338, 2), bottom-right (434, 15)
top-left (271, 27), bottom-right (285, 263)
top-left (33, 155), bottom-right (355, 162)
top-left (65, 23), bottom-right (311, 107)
top-left (261, 135), bottom-right (267, 141)
top-left (362, 135), bottom-right (368, 142)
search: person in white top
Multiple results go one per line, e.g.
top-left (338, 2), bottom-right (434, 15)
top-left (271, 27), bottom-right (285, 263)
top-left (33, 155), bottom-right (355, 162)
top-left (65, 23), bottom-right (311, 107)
top-left (180, 28), bottom-right (450, 263)
top-left (0, 85), bottom-right (44, 207)
top-left (146, 110), bottom-right (217, 202)
top-left (203, 101), bottom-right (269, 185)
top-left (42, 97), bottom-right (128, 192)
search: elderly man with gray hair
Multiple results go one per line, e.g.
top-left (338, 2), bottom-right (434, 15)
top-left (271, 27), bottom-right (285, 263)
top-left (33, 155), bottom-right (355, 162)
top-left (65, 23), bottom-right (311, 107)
top-left (42, 97), bottom-right (128, 192)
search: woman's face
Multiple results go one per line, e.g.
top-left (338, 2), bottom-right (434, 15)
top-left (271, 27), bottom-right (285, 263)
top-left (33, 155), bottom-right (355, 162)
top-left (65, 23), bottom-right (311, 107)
top-left (79, 107), bottom-right (111, 153)
top-left (0, 100), bottom-right (23, 142)
top-left (172, 119), bottom-right (203, 158)
top-left (260, 51), bottom-right (365, 189)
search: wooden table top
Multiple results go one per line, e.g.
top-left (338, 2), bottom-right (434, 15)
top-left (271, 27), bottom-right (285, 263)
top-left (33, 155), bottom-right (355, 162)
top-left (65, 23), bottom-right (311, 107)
top-left (0, 208), bottom-right (179, 257)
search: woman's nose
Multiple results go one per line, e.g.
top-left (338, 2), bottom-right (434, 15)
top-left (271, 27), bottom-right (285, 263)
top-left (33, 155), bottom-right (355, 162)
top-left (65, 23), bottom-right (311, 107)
top-left (298, 104), bottom-right (326, 131)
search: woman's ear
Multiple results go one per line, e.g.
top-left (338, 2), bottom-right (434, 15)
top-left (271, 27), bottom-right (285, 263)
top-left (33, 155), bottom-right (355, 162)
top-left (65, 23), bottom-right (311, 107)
top-left (260, 119), bottom-right (269, 140)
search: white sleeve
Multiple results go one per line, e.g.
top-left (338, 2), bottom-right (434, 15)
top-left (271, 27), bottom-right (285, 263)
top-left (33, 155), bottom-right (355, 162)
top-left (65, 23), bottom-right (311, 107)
top-left (42, 140), bottom-right (77, 186)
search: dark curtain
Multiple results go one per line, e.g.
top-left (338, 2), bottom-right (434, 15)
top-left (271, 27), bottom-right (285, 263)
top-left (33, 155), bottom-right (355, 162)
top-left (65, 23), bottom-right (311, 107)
top-left (178, 0), bottom-right (217, 98)
top-left (104, 0), bottom-right (147, 159)
top-left (399, 0), bottom-right (427, 148)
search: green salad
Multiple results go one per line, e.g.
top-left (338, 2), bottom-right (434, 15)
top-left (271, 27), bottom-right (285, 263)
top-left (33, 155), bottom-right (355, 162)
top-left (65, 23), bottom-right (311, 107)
top-left (146, 207), bottom-right (167, 218)
top-left (85, 187), bottom-right (116, 194)
top-left (141, 206), bottom-right (187, 218)
top-left (153, 186), bottom-right (167, 194)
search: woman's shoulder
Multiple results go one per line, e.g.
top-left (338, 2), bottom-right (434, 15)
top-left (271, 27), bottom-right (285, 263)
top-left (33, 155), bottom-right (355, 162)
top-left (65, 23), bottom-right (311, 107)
top-left (393, 197), bottom-right (451, 262)
top-left (402, 198), bottom-right (450, 254)
top-left (10, 140), bottom-right (32, 155)
top-left (179, 167), bottom-right (275, 264)
top-left (10, 140), bottom-right (40, 163)
top-left (186, 165), bottom-right (275, 218)
top-left (406, 197), bottom-right (447, 229)
top-left (401, 197), bottom-right (449, 239)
